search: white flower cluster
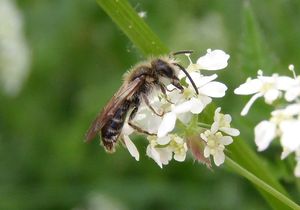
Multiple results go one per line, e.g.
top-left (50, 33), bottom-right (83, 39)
top-left (122, 49), bottom-right (239, 168)
top-left (235, 65), bottom-right (300, 177)
top-left (0, 0), bottom-right (30, 96)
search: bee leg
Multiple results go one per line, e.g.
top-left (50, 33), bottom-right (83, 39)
top-left (141, 93), bottom-right (164, 117)
top-left (159, 84), bottom-right (174, 104)
top-left (128, 107), bottom-right (156, 136)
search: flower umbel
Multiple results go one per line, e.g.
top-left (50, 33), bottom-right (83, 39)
top-left (112, 50), bottom-right (238, 168)
top-left (236, 65), bottom-right (300, 177)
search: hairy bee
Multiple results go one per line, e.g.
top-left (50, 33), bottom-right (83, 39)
top-left (85, 51), bottom-right (198, 152)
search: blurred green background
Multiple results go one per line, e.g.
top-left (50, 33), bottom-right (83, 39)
top-left (1, 0), bottom-right (300, 209)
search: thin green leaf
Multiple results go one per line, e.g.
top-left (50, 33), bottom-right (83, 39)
top-left (226, 157), bottom-right (300, 210)
top-left (96, 0), bottom-right (168, 56)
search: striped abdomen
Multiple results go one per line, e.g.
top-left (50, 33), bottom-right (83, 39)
top-left (101, 100), bottom-right (131, 152)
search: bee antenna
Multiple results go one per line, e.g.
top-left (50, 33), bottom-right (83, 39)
top-left (172, 50), bottom-right (193, 56)
top-left (173, 63), bottom-right (199, 95)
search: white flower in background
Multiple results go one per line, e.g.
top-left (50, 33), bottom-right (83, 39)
top-left (254, 120), bottom-right (277, 151)
top-left (234, 70), bottom-right (295, 116)
top-left (238, 65), bottom-right (300, 177)
top-left (0, 0), bottom-right (30, 96)
top-left (201, 129), bottom-right (233, 166)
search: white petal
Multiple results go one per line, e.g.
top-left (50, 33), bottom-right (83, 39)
top-left (188, 73), bottom-right (218, 88)
top-left (177, 112), bottom-right (193, 124)
top-left (157, 136), bottom-right (171, 145)
top-left (157, 112), bottom-right (177, 137)
top-left (220, 127), bottom-right (240, 136)
top-left (123, 135), bottom-right (139, 161)
top-left (199, 81), bottom-right (227, 98)
top-left (219, 136), bottom-right (233, 145)
top-left (146, 146), bottom-right (163, 168)
top-left (174, 152), bottom-right (186, 162)
top-left (234, 79), bottom-right (262, 95)
top-left (283, 103), bottom-right (300, 116)
top-left (213, 151), bottom-right (225, 166)
top-left (196, 49), bottom-right (230, 70)
top-left (156, 147), bottom-right (173, 165)
top-left (241, 92), bottom-right (262, 116)
top-left (275, 76), bottom-right (296, 90)
top-left (223, 114), bottom-right (232, 123)
top-left (280, 120), bottom-right (300, 151)
top-left (295, 162), bottom-right (300, 177)
top-left (254, 120), bottom-right (276, 151)
top-left (200, 133), bottom-right (208, 142)
top-left (122, 123), bottom-right (134, 135)
top-left (281, 147), bottom-right (292, 160)
top-left (203, 146), bottom-right (210, 157)
top-left (173, 100), bottom-right (194, 114)
top-left (285, 86), bottom-right (300, 102)
top-left (211, 122), bottom-right (219, 134)
top-left (264, 89), bottom-right (280, 104)
top-left (190, 96), bottom-right (212, 114)
top-left (214, 107), bottom-right (221, 121)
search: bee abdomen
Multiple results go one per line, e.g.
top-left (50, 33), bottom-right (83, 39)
top-left (101, 100), bottom-right (131, 151)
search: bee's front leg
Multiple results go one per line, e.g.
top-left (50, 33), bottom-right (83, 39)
top-left (141, 93), bottom-right (165, 117)
top-left (128, 107), bottom-right (156, 136)
top-left (159, 84), bottom-right (174, 104)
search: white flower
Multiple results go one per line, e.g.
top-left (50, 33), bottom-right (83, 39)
top-left (234, 71), bottom-right (295, 116)
top-left (0, 0), bottom-right (30, 96)
top-left (146, 145), bottom-right (172, 168)
top-left (211, 107), bottom-right (240, 136)
top-left (169, 135), bottom-right (188, 162)
top-left (254, 103), bottom-right (300, 152)
top-left (146, 135), bottom-right (187, 168)
top-left (201, 130), bottom-right (233, 166)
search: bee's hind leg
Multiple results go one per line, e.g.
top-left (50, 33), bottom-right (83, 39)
top-left (128, 107), bottom-right (156, 136)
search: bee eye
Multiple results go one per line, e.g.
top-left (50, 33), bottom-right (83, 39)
top-left (155, 60), bottom-right (174, 78)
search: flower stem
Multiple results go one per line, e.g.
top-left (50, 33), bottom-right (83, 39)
top-left (197, 122), bottom-right (211, 129)
top-left (226, 157), bottom-right (300, 210)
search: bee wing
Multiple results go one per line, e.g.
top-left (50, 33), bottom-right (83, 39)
top-left (85, 78), bottom-right (142, 142)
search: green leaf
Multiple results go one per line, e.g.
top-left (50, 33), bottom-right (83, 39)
top-left (96, 0), bottom-right (168, 56)
top-left (238, 1), bottom-right (278, 74)
top-left (226, 158), bottom-right (300, 210)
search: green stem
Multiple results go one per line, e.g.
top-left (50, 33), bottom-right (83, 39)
top-left (96, 0), bottom-right (168, 56)
top-left (197, 122), bottom-right (211, 129)
top-left (226, 157), bottom-right (300, 210)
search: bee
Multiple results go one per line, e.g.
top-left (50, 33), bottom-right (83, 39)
top-left (85, 50), bottom-right (198, 152)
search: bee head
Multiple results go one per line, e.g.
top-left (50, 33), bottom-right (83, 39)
top-left (152, 59), bottom-right (183, 91)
